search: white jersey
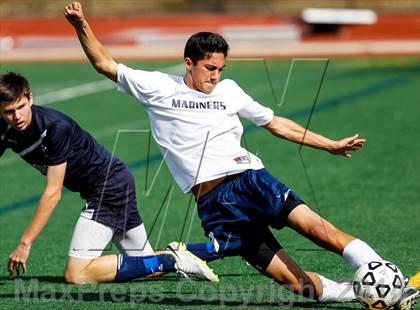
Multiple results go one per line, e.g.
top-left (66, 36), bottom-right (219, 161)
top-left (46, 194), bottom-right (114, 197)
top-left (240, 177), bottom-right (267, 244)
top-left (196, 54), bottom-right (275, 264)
top-left (117, 63), bottom-right (274, 193)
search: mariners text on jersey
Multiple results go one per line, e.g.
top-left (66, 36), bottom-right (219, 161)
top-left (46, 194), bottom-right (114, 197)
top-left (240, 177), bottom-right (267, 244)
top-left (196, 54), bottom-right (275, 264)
top-left (171, 99), bottom-right (226, 110)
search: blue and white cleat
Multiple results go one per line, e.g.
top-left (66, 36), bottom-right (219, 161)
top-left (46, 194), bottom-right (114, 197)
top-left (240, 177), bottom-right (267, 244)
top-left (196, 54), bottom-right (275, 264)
top-left (166, 241), bottom-right (219, 282)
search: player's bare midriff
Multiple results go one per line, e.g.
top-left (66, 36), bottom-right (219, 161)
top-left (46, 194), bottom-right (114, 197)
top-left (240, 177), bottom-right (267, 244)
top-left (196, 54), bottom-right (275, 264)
top-left (192, 176), bottom-right (226, 200)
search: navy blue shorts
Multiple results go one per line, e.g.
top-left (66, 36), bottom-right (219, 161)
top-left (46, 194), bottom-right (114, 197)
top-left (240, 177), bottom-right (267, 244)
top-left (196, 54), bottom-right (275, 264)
top-left (197, 168), bottom-right (304, 256)
top-left (83, 167), bottom-right (142, 232)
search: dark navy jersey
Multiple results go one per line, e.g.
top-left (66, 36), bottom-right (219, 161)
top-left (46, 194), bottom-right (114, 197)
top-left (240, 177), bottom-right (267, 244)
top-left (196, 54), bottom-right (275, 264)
top-left (0, 105), bottom-right (128, 200)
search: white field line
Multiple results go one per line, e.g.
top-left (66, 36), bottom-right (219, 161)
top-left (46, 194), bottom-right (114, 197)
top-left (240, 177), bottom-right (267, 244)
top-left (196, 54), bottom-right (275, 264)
top-left (36, 63), bottom-right (184, 106)
top-left (0, 63), bottom-right (184, 167)
top-left (37, 79), bottom-right (114, 106)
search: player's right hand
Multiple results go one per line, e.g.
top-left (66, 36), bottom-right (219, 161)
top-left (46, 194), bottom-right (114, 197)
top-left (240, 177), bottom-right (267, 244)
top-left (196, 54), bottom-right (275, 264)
top-left (7, 243), bottom-right (31, 278)
top-left (328, 133), bottom-right (366, 158)
top-left (64, 2), bottom-right (85, 27)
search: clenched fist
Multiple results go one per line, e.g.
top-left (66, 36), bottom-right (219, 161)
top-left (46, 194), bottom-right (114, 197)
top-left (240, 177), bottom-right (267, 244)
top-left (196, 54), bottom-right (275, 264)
top-left (64, 2), bottom-right (85, 28)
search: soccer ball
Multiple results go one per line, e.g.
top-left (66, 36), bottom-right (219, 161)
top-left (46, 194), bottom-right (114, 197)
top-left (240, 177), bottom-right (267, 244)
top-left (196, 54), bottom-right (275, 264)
top-left (353, 261), bottom-right (404, 309)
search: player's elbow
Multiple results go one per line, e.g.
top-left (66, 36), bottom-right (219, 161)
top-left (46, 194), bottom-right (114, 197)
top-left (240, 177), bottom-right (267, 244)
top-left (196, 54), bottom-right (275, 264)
top-left (42, 190), bottom-right (62, 205)
top-left (263, 116), bottom-right (288, 138)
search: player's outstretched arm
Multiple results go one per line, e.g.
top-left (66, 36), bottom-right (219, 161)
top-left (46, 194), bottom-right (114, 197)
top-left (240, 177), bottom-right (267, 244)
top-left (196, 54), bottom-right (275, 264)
top-left (64, 2), bottom-right (117, 82)
top-left (7, 163), bottom-right (67, 278)
top-left (263, 115), bottom-right (366, 158)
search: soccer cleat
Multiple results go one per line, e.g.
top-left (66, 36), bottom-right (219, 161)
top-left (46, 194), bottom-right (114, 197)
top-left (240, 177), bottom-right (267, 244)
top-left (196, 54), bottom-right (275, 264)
top-left (165, 241), bottom-right (219, 282)
top-left (392, 284), bottom-right (419, 310)
top-left (167, 241), bottom-right (186, 251)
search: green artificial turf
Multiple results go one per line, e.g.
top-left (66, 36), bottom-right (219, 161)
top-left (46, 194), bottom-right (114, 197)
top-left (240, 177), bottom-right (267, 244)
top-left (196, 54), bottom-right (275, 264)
top-left (1, 57), bottom-right (419, 309)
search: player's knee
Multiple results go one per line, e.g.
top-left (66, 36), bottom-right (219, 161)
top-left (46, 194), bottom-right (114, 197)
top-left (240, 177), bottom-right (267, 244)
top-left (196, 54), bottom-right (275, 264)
top-left (64, 269), bottom-right (87, 284)
top-left (64, 270), bottom-right (76, 284)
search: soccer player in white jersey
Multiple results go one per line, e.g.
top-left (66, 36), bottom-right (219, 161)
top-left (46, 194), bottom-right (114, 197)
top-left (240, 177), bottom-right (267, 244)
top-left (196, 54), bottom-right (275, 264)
top-left (65, 2), bottom-right (418, 308)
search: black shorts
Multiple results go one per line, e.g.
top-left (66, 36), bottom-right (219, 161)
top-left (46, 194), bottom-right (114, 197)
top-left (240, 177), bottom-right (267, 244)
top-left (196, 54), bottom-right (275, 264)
top-left (82, 167), bottom-right (142, 232)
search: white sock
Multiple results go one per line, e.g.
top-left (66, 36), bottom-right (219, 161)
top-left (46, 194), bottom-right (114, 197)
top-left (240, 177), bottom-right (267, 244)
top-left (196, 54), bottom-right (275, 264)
top-left (342, 239), bottom-right (383, 270)
top-left (318, 275), bottom-right (355, 302)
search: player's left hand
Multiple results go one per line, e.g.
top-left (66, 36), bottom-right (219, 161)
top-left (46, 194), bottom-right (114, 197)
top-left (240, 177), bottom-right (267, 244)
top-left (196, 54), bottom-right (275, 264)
top-left (7, 242), bottom-right (31, 278)
top-left (329, 134), bottom-right (366, 158)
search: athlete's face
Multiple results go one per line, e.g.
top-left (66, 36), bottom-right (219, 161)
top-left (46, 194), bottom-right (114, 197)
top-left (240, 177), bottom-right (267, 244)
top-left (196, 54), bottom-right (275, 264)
top-left (0, 94), bottom-right (33, 131)
top-left (184, 52), bottom-right (226, 94)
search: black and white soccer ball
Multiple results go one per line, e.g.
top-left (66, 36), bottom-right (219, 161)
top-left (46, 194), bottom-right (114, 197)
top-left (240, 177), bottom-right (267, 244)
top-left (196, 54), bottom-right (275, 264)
top-left (353, 261), bottom-right (404, 309)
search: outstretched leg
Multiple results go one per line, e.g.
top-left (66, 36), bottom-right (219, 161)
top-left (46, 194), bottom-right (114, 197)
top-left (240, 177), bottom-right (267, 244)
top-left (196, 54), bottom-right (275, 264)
top-left (286, 204), bottom-right (382, 269)
top-left (286, 204), bottom-right (354, 254)
top-left (265, 249), bottom-right (322, 299)
top-left (284, 204), bottom-right (420, 308)
top-left (239, 227), bottom-right (355, 302)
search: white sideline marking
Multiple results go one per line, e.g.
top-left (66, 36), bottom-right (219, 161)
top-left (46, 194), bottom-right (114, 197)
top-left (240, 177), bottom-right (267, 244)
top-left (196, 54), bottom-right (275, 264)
top-left (37, 79), bottom-right (114, 106)
top-left (37, 64), bottom-right (184, 106)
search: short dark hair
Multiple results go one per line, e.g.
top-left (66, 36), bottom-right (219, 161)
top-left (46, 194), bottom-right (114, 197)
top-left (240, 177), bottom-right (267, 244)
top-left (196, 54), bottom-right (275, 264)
top-left (184, 32), bottom-right (229, 64)
top-left (0, 72), bottom-right (31, 105)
